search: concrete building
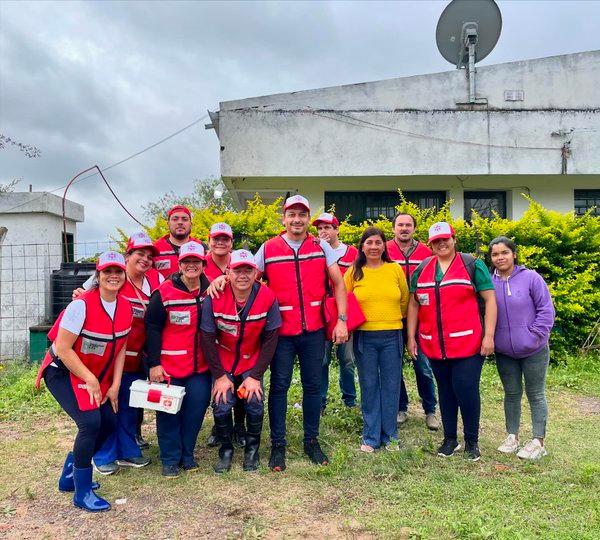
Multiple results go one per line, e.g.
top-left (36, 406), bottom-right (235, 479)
top-left (0, 191), bottom-right (84, 359)
top-left (210, 51), bottom-right (600, 222)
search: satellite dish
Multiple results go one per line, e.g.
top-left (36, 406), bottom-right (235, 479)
top-left (436, 0), bottom-right (502, 103)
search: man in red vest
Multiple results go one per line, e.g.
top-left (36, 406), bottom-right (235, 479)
top-left (153, 205), bottom-right (201, 278)
top-left (386, 212), bottom-right (440, 431)
top-left (254, 195), bottom-right (349, 471)
top-left (312, 212), bottom-right (358, 413)
top-left (201, 250), bottom-right (281, 473)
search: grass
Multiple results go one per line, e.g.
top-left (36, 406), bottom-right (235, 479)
top-left (1, 356), bottom-right (599, 538)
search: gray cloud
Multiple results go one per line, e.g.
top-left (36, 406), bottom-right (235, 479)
top-left (1, 0), bottom-right (599, 242)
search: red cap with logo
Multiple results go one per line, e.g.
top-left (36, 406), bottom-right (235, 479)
top-left (178, 241), bottom-right (206, 261)
top-left (283, 194), bottom-right (310, 213)
top-left (97, 251), bottom-right (127, 272)
top-left (209, 222), bottom-right (233, 239)
top-left (229, 249), bottom-right (257, 270)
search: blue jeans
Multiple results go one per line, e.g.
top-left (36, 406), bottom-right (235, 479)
top-left (94, 371), bottom-right (143, 466)
top-left (399, 346), bottom-right (437, 415)
top-left (213, 370), bottom-right (264, 418)
top-left (156, 371), bottom-right (212, 466)
top-left (353, 330), bottom-right (403, 448)
top-left (321, 340), bottom-right (356, 408)
top-left (268, 329), bottom-right (326, 446)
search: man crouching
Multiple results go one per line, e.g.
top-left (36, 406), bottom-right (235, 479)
top-left (201, 250), bottom-right (281, 472)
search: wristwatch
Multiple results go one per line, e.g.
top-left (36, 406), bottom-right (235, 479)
top-left (338, 314), bottom-right (348, 322)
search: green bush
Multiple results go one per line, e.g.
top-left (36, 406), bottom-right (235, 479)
top-left (137, 192), bottom-right (599, 360)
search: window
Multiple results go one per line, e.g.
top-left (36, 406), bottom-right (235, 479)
top-left (62, 232), bottom-right (74, 263)
top-left (464, 191), bottom-right (506, 220)
top-left (324, 191), bottom-right (446, 224)
top-left (574, 189), bottom-right (600, 216)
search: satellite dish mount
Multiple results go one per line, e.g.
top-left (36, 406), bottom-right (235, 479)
top-left (436, 0), bottom-right (502, 105)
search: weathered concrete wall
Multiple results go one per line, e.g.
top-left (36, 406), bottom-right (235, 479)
top-left (217, 51), bottom-right (600, 187)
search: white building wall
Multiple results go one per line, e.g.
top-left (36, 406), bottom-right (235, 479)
top-left (0, 193), bottom-right (83, 360)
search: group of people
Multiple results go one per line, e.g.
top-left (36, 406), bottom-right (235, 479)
top-left (36, 195), bottom-right (555, 512)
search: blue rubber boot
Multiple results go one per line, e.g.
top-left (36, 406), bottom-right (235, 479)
top-left (72, 466), bottom-right (111, 512)
top-left (58, 453), bottom-right (100, 492)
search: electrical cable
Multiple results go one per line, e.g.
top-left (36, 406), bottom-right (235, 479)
top-left (2, 113), bottom-right (209, 214)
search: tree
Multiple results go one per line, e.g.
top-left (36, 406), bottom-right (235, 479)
top-left (142, 177), bottom-right (235, 219)
top-left (0, 134), bottom-right (40, 195)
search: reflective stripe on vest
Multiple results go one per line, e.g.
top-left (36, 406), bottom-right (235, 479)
top-left (36, 288), bottom-right (133, 408)
top-left (415, 254), bottom-right (482, 360)
top-left (158, 279), bottom-right (207, 377)
top-left (211, 282), bottom-right (276, 375)
top-left (263, 234), bottom-right (327, 336)
top-left (387, 240), bottom-right (432, 284)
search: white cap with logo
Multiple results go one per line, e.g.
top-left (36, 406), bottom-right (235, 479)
top-left (97, 251), bottom-right (127, 271)
top-left (178, 241), bottom-right (206, 261)
top-left (283, 194), bottom-right (310, 213)
top-left (209, 222), bottom-right (233, 238)
top-left (427, 222), bottom-right (455, 243)
top-left (229, 249), bottom-right (258, 269)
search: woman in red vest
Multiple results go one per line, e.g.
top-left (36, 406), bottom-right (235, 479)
top-left (406, 222), bottom-right (497, 461)
top-left (92, 232), bottom-right (162, 473)
top-left (36, 252), bottom-right (132, 512)
top-left (144, 241), bottom-right (211, 478)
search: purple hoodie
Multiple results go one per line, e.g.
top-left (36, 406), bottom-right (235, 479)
top-left (492, 265), bottom-right (555, 358)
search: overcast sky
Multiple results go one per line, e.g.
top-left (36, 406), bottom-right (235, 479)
top-left (1, 0), bottom-right (599, 243)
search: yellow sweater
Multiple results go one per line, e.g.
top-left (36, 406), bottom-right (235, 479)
top-left (344, 262), bottom-right (409, 331)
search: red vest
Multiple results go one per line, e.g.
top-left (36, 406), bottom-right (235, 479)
top-left (387, 239), bottom-right (432, 284)
top-left (336, 244), bottom-right (358, 276)
top-left (415, 254), bottom-right (482, 360)
top-left (158, 279), bottom-right (208, 378)
top-left (153, 235), bottom-right (200, 278)
top-left (211, 282), bottom-right (277, 375)
top-left (119, 268), bottom-right (162, 372)
top-left (204, 252), bottom-right (229, 283)
top-left (36, 289), bottom-right (133, 411)
top-left (263, 234), bottom-right (327, 336)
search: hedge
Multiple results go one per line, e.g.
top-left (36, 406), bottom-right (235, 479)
top-left (132, 193), bottom-right (600, 360)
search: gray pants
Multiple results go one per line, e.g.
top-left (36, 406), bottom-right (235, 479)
top-left (496, 345), bottom-right (550, 438)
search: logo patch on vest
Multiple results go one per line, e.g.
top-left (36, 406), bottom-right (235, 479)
top-left (81, 338), bottom-right (107, 356)
top-left (132, 306), bottom-right (145, 319)
top-left (155, 260), bottom-right (171, 271)
top-left (417, 293), bottom-right (430, 306)
top-left (170, 311), bottom-right (191, 325)
top-left (217, 320), bottom-right (238, 336)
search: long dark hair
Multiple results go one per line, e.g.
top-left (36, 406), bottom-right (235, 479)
top-left (352, 226), bottom-right (392, 281)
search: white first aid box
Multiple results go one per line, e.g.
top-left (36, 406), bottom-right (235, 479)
top-left (129, 379), bottom-right (186, 414)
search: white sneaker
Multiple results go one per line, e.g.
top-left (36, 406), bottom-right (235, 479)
top-left (397, 411), bottom-right (408, 424)
top-left (497, 434), bottom-right (519, 454)
top-left (517, 439), bottom-right (548, 460)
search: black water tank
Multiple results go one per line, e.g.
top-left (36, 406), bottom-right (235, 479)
top-left (50, 262), bottom-right (96, 321)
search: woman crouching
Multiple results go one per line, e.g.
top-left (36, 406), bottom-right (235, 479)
top-left (36, 252), bottom-right (132, 512)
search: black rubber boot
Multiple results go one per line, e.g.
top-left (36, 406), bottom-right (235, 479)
top-left (214, 414), bottom-right (234, 474)
top-left (243, 413), bottom-right (263, 472)
top-left (233, 401), bottom-right (246, 448)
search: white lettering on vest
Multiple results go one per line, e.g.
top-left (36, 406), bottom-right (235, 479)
top-left (170, 311), bottom-right (191, 325)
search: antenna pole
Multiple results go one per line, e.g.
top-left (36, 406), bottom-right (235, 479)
top-left (468, 40), bottom-right (476, 103)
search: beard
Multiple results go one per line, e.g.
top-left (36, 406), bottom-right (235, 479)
top-left (171, 231), bottom-right (189, 241)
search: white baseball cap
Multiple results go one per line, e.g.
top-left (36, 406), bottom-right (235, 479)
top-left (126, 231), bottom-right (158, 255)
top-left (229, 249), bottom-right (258, 270)
top-left (428, 222), bottom-right (455, 243)
top-left (178, 241), bottom-right (206, 261)
top-left (312, 212), bottom-right (339, 227)
top-left (283, 194), bottom-right (310, 213)
top-left (97, 251), bottom-right (127, 271)
top-left (209, 222), bottom-right (233, 239)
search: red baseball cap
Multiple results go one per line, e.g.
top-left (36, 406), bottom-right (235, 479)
top-left (312, 212), bottom-right (339, 227)
top-left (167, 205), bottom-right (192, 219)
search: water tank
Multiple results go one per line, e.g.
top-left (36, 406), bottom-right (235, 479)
top-left (50, 262), bottom-right (96, 321)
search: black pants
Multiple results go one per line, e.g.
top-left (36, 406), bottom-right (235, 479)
top-left (429, 355), bottom-right (484, 443)
top-left (44, 366), bottom-right (117, 468)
